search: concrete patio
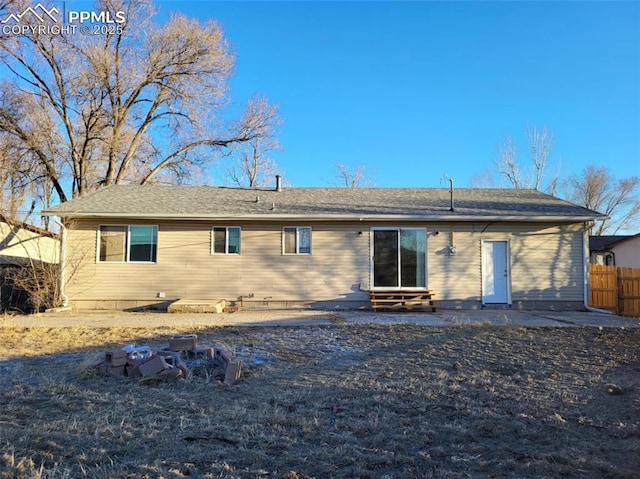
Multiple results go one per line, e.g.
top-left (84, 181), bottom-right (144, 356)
top-left (1, 308), bottom-right (638, 328)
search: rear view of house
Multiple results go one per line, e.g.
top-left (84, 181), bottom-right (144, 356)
top-left (42, 184), bottom-right (604, 311)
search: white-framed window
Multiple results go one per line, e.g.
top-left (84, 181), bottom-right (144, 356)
top-left (283, 227), bottom-right (311, 255)
top-left (99, 225), bottom-right (158, 263)
top-left (212, 227), bottom-right (241, 254)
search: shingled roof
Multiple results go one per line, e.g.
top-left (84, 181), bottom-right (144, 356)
top-left (589, 234), bottom-right (639, 251)
top-left (41, 185), bottom-right (605, 222)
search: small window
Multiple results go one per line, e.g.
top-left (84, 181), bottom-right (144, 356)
top-left (99, 225), bottom-right (157, 263)
top-left (283, 227), bottom-right (311, 254)
top-left (212, 227), bottom-right (241, 254)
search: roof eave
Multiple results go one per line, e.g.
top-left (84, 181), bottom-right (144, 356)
top-left (41, 211), bottom-right (606, 223)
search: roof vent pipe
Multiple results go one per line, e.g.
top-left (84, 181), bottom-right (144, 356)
top-left (276, 174), bottom-right (282, 192)
top-left (449, 178), bottom-right (454, 212)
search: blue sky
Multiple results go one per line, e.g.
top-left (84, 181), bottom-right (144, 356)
top-left (154, 1), bottom-right (640, 189)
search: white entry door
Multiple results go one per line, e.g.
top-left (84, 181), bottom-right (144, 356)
top-left (482, 240), bottom-right (510, 304)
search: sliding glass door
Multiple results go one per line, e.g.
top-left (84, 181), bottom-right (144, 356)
top-left (373, 230), bottom-right (399, 287)
top-left (372, 228), bottom-right (426, 288)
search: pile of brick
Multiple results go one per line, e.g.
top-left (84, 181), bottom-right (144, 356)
top-left (95, 334), bottom-right (242, 385)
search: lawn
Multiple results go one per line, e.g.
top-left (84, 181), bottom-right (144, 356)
top-left (0, 323), bottom-right (638, 478)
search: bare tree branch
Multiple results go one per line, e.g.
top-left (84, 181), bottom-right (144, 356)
top-left (496, 136), bottom-right (520, 189)
top-left (495, 126), bottom-right (558, 193)
top-left (565, 165), bottom-right (640, 235)
top-left (0, 0), bottom-right (280, 205)
top-left (226, 97), bottom-right (282, 188)
top-left (526, 125), bottom-right (553, 191)
top-left (333, 162), bottom-right (376, 188)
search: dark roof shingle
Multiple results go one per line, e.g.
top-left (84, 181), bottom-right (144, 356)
top-left (589, 234), bottom-right (639, 251)
top-left (42, 185), bottom-right (605, 221)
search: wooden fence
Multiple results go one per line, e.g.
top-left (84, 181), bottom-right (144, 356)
top-left (589, 265), bottom-right (640, 317)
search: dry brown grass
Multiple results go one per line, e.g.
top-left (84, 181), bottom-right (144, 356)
top-left (1, 323), bottom-right (639, 478)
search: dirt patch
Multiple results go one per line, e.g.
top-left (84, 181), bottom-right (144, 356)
top-left (1, 324), bottom-right (639, 478)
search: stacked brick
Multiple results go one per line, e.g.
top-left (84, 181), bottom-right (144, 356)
top-left (95, 334), bottom-right (242, 384)
top-left (96, 347), bottom-right (181, 378)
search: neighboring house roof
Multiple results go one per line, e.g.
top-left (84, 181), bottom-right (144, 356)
top-left (590, 234), bottom-right (640, 251)
top-left (41, 185), bottom-right (605, 222)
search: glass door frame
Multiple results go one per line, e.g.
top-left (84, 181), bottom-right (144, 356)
top-left (370, 227), bottom-right (428, 290)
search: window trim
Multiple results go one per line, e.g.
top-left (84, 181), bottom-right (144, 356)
top-left (282, 226), bottom-right (312, 255)
top-left (97, 224), bottom-right (158, 264)
top-left (211, 227), bottom-right (242, 255)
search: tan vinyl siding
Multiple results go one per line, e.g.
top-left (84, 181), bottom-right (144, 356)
top-left (64, 219), bottom-right (586, 307)
top-left (509, 224), bottom-right (584, 302)
top-left (425, 222), bottom-right (585, 302)
top-left (65, 220), bottom-right (370, 304)
top-left (425, 224), bottom-right (482, 301)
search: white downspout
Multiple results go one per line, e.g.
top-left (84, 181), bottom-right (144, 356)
top-left (53, 217), bottom-right (69, 308)
top-left (583, 224), bottom-right (612, 314)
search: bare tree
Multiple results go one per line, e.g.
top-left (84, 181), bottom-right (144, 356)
top-left (227, 98), bottom-right (282, 188)
top-left (467, 167), bottom-right (497, 188)
top-left (0, 0), bottom-right (278, 206)
top-left (495, 126), bottom-right (559, 194)
top-left (0, 0), bottom-right (12, 23)
top-left (0, 134), bottom-right (52, 223)
top-left (527, 126), bottom-right (554, 191)
top-left (227, 137), bottom-right (280, 188)
top-left (565, 165), bottom-right (640, 235)
top-left (496, 136), bottom-right (521, 188)
top-left (334, 162), bottom-right (375, 188)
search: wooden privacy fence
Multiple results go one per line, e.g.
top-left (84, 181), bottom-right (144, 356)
top-left (589, 265), bottom-right (640, 317)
